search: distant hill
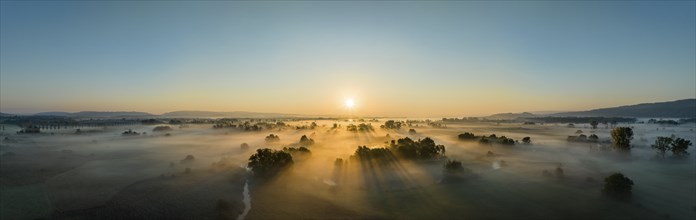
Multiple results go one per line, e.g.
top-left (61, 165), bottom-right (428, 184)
top-left (0, 112), bottom-right (15, 117)
top-left (161, 111), bottom-right (302, 118)
top-left (10, 110), bottom-right (306, 119)
top-left (552, 99), bottom-right (696, 118)
top-left (34, 111), bottom-right (71, 117)
top-left (34, 111), bottom-right (154, 118)
top-left (486, 112), bottom-right (536, 120)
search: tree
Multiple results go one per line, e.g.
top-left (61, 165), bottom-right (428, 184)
top-left (388, 137), bottom-right (445, 160)
top-left (458, 132), bottom-right (477, 140)
top-left (240, 143), bottom-right (250, 151)
top-left (180, 155), bottom-right (195, 163)
top-left (351, 146), bottom-right (393, 161)
top-left (443, 160), bottom-right (464, 173)
top-left (670, 137), bottom-right (692, 157)
top-left (383, 120), bottom-right (402, 129)
top-left (588, 134), bottom-right (599, 142)
top-left (497, 136), bottom-right (515, 145)
top-left (299, 135), bottom-right (315, 145)
top-left (248, 148), bottom-right (293, 178)
top-left (590, 121), bottom-right (599, 129)
top-left (611, 127), bottom-right (633, 151)
top-left (334, 158), bottom-right (344, 168)
top-left (602, 173), bottom-right (634, 199)
top-left (442, 159), bottom-right (473, 182)
top-left (522, 137), bottom-right (531, 144)
top-left (408, 129), bottom-right (416, 135)
top-left (651, 136), bottom-right (673, 158)
top-left (283, 146), bottom-right (312, 160)
top-left (479, 138), bottom-right (491, 145)
top-left (265, 134), bottom-right (280, 142)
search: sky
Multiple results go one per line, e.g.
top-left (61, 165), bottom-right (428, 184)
top-left (1, 1), bottom-right (695, 117)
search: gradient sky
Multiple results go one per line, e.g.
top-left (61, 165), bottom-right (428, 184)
top-left (1, 1), bottom-right (695, 117)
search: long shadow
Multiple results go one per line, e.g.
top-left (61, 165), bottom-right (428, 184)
top-left (349, 149), bottom-right (446, 217)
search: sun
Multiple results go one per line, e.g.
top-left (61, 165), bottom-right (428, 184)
top-left (345, 99), bottom-right (355, 109)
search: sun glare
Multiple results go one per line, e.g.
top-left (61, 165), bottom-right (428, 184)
top-left (345, 99), bottom-right (355, 109)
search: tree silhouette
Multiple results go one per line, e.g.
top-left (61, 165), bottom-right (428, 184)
top-left (670, 137), bottom-right (692, 157)
top-left (351, 146), bottom-right (393, 162)
top-left (479, 138), bottom-right (491, 145)
top-left (602, 173), bottom-right (634, 200)
top-left (389, 137), bottom-right (446, 160)
top-left (299, 135), bottom-right (315, 145)
top-left (240, 143), bottom-right (250, 151)
top-left (588, 134), bottom-right (599, 142)
top-left (265, 134), bottom-right (280, 142)
top-left (383, 120), bottom-right (402, 129)
top-left (444, 160), bottom-right (464, 173)
top-left (611, 127), bottom-right (633, 151)
top-left (248, 148), bottom-right (293, 178)
top-left (442, 159), bottom-right (474, 182)
top-left (458, 132), bottom-right (477, 140)
top-left (651, 136), bottom-right (673, 158)
top-left (283, 146), bottom-right (312, 160)
top-left (180, 155), bottom-right (195, 164)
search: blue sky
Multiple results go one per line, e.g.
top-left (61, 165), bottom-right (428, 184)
top-left (1, 1), bottom-right (694, 116)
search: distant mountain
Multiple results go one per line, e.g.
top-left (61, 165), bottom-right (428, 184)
top-left (34, 111), bottom-right (154, 118)
top-left (161, 111), bottom-right (302, 118)
top-left (72, 111), bottom-right (154, 118)
top-left (0, 112), bottom-right (15, 117)
top-left (552, 99), bottom-right (696, 118)
top-left (34, 111), bottom-right (71, 117)
top-left (486, 112), bottom-right (536, 120)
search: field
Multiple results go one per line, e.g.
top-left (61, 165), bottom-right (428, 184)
top-left (1, 120), bottom-right (694, 220)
